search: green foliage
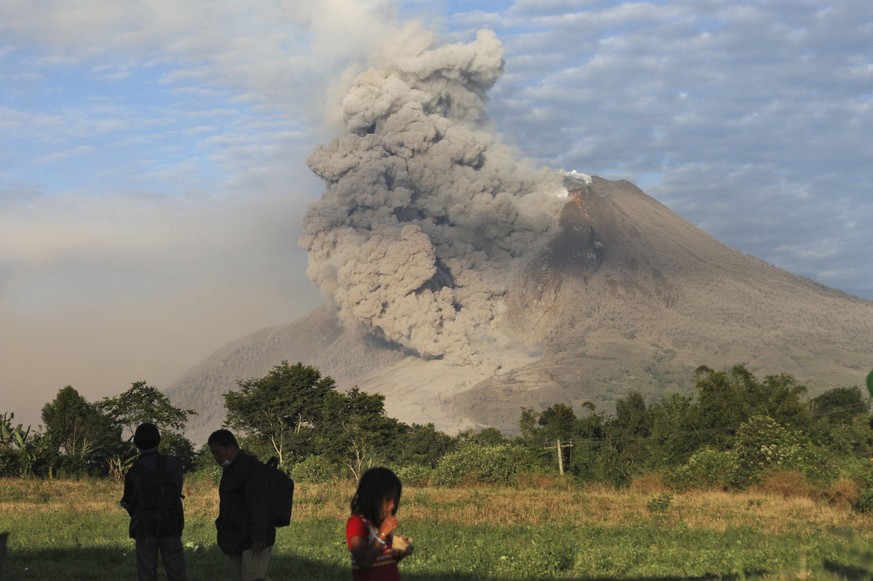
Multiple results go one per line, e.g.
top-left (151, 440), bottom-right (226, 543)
top-left (0, 413), bottom-right (36, 477)
top-left (605, 391), bottom-right (651, 470)
top-left (645, 493), bottom-right (672, 513)
top-left (97, 381), bottom-right (198, 475)
top-left (317, 387), bottom-right (403, 480)
top-left (855, 488), bottom-right (873, 513)
top-left (733, 415), bottom-right (810, 485)
top-left (458, 427), bottom-right (506, 447)
top-left (97, 381), bottom-right (196, 441)
top-left (645, 393), bottom-right (699, 466)
top-left (224, 361), bottom-right (336, 464)
top-left (291, 455), bottom-right (342, 483)
top-left (811, 386), bottom-right (869, 424)
top-left (668, 447), bottom-right (739, 491)
top-left (393, 464), bottom-right (433, 486)
top-left (832, 456), bottom-right (873, 490)
top-left (432, 443), bottom-right (534, 486)
top-left (392, 423), bottom-right (457, 468)
top-left (41, 386), bottom-right (123, 476)
top-left (693, 365), bottom-right (809, 449)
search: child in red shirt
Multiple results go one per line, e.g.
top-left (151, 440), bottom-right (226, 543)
top-left (346, 467), bottom-right (412, 580)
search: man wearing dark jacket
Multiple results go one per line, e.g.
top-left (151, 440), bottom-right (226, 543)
top-left (121, 422), bottom-right (187, 581)
top-left (207, 429), bottom-right (275, 581)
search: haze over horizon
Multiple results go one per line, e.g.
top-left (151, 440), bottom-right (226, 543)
top-left (2, 1), bottom-right (872, 430)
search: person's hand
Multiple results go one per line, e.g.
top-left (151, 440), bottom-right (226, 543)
top-left (378, 515), bottom-right (398, 539)
top-left (251, 541), bottom-right (266, 555)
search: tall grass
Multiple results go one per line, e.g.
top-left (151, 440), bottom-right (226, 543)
top-left (3, 475), bottom-right (873, 579)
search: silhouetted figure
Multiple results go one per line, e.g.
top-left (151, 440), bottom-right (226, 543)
top-left (208, 428), bottom-right (275, 581)
top-left (121, 422), bottom-right (186, 581)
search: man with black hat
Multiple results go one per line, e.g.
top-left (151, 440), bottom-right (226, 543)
top-left (121, 422), bottom-right (187, 581)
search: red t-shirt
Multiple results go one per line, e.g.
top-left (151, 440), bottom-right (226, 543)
top-left (346, 514), bottom-right (400, 581)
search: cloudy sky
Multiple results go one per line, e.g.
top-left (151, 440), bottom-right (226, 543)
top-left (2, 0), bottom-right (871, 429)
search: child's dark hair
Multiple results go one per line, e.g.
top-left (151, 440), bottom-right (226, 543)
top-left (350, 467), bottom-right (402, 524)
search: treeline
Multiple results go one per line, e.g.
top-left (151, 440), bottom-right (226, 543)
top-left (4, 362), bottom-right (873, 509)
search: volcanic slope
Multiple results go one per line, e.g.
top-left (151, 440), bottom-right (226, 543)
top-left (168, 176), bottom-right (873, 442)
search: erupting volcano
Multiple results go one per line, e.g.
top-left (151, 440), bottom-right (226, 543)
top-left (168, 29), bottom-right (873, 443)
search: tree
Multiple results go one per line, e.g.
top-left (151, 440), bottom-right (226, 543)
top-left (98, 381), bottom-right (196, 442)
top-left (224, 361), bottom-right (336, 464)
top-left (41, 386), bottom-right (122, 476)
top-left (458, 427), bottom-right (506, 447)
top-left (1, 413), bottom-right (32, 477)
top-left (317, 388), bottom-right (404, 480)
top-left (606, 391), bottom-right (651, 471)
top-left (811, 386), bottom-right (869, 425)
top-left (393, 423), bottom-right (457, 467)
top-left (693, 365), bottom-right (809, 449)
top-left (646, 393), bottom-right (700, 467)
top-left (97, 381), bottom-right (197, 473)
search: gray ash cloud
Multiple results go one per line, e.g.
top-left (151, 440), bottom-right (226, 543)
top-left (300, 29), bottom-right (566, 365)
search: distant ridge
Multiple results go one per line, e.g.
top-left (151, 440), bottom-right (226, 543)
top-left (168, 177), bottom-right (873, 444)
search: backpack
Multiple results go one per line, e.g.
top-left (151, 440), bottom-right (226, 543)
top-left (264, 456), bottom-right (294, 527)
top-left (134, 454), bottom-right (184, 536)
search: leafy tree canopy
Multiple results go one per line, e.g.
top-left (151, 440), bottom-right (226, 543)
top-left (41, 386), bottom-right (122, 474)
top-left (224, 361), bottom-right (337, 463)
top-left (97, 380), bottom-right (196, 442)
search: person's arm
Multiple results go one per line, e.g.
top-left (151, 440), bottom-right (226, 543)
top-left (348, 515), bottom-right (398, 569)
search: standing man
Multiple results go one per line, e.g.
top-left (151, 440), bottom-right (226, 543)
top-left (121, 422), bottom-right (187, 581)
top-left (208, 429), bottom-right (275, 581)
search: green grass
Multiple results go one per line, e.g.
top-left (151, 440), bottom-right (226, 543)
top-left (4, 478), bottom-right (873, 580)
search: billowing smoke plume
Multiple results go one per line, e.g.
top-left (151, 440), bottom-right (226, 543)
top-left (300, 29), bottom-right (566, 366)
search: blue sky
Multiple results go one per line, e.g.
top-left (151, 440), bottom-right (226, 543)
top-left (2, 0), bottom-right (871, 428)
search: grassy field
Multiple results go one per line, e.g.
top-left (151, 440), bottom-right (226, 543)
top-left (3, 475), bottom-right (873, 580)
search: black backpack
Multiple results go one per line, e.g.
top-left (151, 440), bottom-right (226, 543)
top-left (264, 456), bottom-right (294, 527)
top-left (134, 454), bottom-right (184, 536)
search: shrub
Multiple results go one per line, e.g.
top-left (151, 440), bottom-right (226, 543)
top-left (292, 455), bottom-right (342, 483)
top-left (854, 488), bottom-right (873, 513)
top-left (0, 451), bottom-right (19, 477)
top-left (645, 493), bottom-right (673, 514)
top-left (818, 478), bottom-right (860, 510)
top-left (754, 470), bottom-right (812, 498)
top-left (394, 464), bottom-right (433, 486)
top-left (629, 472), bottom-right (668, 494)
top-left (734, 415), bottom-right (818, 485)
top-left (667, 447), bottom-right (738, 491)
top-left (432, 443), bottom-right (534, 486)
top-left (831, 456), bottom-right (873, 490)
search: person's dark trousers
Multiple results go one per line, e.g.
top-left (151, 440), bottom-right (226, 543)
top-left (135, 528), bottom-right (187, 581)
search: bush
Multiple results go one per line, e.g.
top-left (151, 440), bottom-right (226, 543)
top-left (432, 443), bottom-right (534, 486)
top-left (394, 464), bottom-right (433, 486)
top-left (667, 447), bottom-right (738, 491)
top-left (292, 455), bottom-right (342, 483)
top-left (645, 493), bottom-right (673, 514)
top-left (754, 470), bottom-right (812, 498)
top-left (818, 478), bottom-right (860, 510)
top-left (831, 456), bottom-right (873, 490)
top-left (734, 415), bottom-right (818, 485)
top-left (854, 488), bottom-right (873, 513)
top-left (0, 451), bottom-right (19, 477)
